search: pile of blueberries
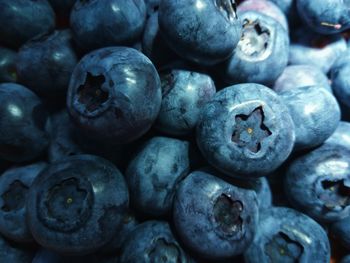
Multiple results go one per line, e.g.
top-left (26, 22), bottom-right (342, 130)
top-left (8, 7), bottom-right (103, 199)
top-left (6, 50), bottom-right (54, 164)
top-left (1, 0), bottom-right (350, 262)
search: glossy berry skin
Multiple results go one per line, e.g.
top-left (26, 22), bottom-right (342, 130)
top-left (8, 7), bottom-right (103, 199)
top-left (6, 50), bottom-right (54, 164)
top-left (237, 0), bottom-right (288, 31)
top-left (173, 171), bottom-right (258, 259)
top-left (158, 0), bottom-right (241, 65)
top-left (126, 136), bottom-right (190, 217)
top-left (331, 52), bottom-right (350, 109)
top-left (0, 162), bottom-right (46, 243)
top-left (273, 65), bottom-right (332, 93)
top-left (297, 0), bottom-right (350, 34)
top-left (197, 83), bottom-right (295, 178)
top-left (120, 221), bottom-right (193, 263)
top-left (0, 234), bottom-right (35, 263)
top-left (331, 216), bottom-right (350, 250)
top-left (279, 86), bottom-right (340, 150)
top-left (244, 207), bottom-right (330, 263)
top-left (26, 155), bottom-right (129, 255)
top-left (67, 47), bottom-right (161, 144)
top-left (156, 70), bottom-right (216, 136)
top-left (0, 0), bottom-right (55, 49)
top-left (47, 110), bottom-right (84, 163)
top-left (285, 144), bottom-right (350, 222)
top-left (222, 11), bottom-right (289, 86)
top-left (16, 30), bottom-right (78, 98)
top-left (289, 27), bottom-right (347, 73)
top-left (70, 0), bottom-right (146, 51)
top-left (0, 83), bottom-right (49, 162)
top-left (0, 47), bottom-right (17, 83)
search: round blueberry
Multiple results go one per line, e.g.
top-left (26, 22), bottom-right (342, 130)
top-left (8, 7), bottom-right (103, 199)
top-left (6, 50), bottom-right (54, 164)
top-left (0, 162), bottom-right (46, 243)
top-left (158, 0), bottom-right (241, 65)
top-left (120, 221), bottom-right (194, 263)
top-left (70, 0), bottom-right (147, 51)
top-left (0, 47), bottom-right (17, 83)
top-left (16, 30), bottom-right (78, 98)
top-left (197, 83), bottom-right (295, 178)
top-left (126, 136), bottom-right (190, 217)
top-left (285, 144), bottom-right (350, 222)
top-left (67, 47), bottom-right (161, 144)
top-left (279, 86), bottom-right (340, 150)
top-left (222, 11), bottom-right (289, 86)
top-left (244, 207), bottom-right (330, 263)
top-left (324, 121), bottom-right (350, 149)
top-left (27, 155), bottom-right (129, 255)
top-left (156, 69), bottom-right (216, 136)
top-left (273, 65), bottom-right (332, 93)
top-left (173, 171), bottom-right (258, 259)
top-left (0, 83), bottom-right (49, 162)
top-left (331, 51), bottom-right (350, 110)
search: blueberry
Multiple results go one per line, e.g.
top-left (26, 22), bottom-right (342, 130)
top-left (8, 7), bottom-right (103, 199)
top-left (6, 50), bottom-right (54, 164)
top-left (273, 65), bottom-right (332, 93)
top-left (70, 0), bottom-right (147, 51)
top-left (197, 83), bottom-right (295, 178)
top-left (0, 47), bottom-right (17, 83)
top-left (0, 162), bottom-right (46, 243)
top-left (173, 170), bottom-right (258, 259)
top-left (0, 83), bottom-right (49, 162)
top-left (341, 255), bottom-right (350, 263)
top-left (222, 11), bottom-right (289, 86)
top-left (331, 51), bottom-right (350, 111)
top-left (297, 0), bottom-right (350, 34)
top-left (0, 0), bottom-right (55, 49)
top-left (144, 0), bottom-right (160, 17)
top-left (324, 121), bottom-right (350, 149)
top-left (158, 0), bottom-right (241, 65)
top-left (26, 155), bottom-right (129, 255)
top-left (126, 136), bottom-right (190, 217)
top-left (331, 216), bottom-right (350, 250)
top-left (47, 110), bottom-right (84, 163)
top-left (270, 0), bottom-right (298, 24)
top-left (16, 30), bottom-right (78, 99)
top-left (279, 86), bottom-right (340, 150)
top-left (120, 220), bottom-right (193, 263)
top-left (285, 144), bottom-right (350, 222)
top-left (67, 47), bottom-right (161, 144)
top-left (0, 234), bottom-right (35, 262)
top-left (237, 0), bottom-right (288, 31)
top-left (244, 207), bottom-right (330, 263)
top-left (156, 69), bottom-right (216, 136)
top-left (289, 27), bottom-right (347, 73)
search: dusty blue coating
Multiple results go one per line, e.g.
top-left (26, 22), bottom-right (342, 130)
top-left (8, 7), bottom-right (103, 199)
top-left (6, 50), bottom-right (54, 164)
top-left (173, 171), bottom-right (258, 260)
top-left (0, 0), bottom-right (55, 49)
top-left (289, 28), bottom-right (347, 73)
top-left (222, 11), bottom-right (289, 86)
top-left (126, 136), bottom-right (190, 217)
top-left (244, 207), bottom-right (330, 263)
top-left (270, 0), bottom-right (297, 22)
top-left (120, 221), bottom-right (193, 263)
top-left (285, 144), bottom-right (350, 222)
top-left (158, 0), bottom-right (241, 65)
top-left (253, 177), bottom-right (272, 211)
top-left (273, 65), bottom-right (332, 93)
top-left (279, 86), bottom-right (340, 150)
top-left (67, 47), bottom-right (161, 144)
top-left (331, 52), bottom-right (350, 109)
top-left (0, 162), bottom-right (46, 243)
top-left (0, 47), bottom-right (17, 83)
top-left (17, 30), bottom-right (78, 98)
top-left (297, 0), bottom-right (350, 34)
top-left (331, 216), bottom-right (350, 250)
top-left (324, 121), bottom-right (350, 149)
top-left (101, 209), bottom-right (139, 253)
top-left (341, 255), bottom-right (350, 263)
top-left (156, 70), bottom-right (216, 136)
top-left (70, 0), bottom-right (146, 51)
top-left (196, 83), bottom-right (295, 178)
top-left (27, 155), bottom-right (129, 255)
top-left (0, 83), bottom-right (49, 162)
top-left (0, 234), bottom-right (35, 263)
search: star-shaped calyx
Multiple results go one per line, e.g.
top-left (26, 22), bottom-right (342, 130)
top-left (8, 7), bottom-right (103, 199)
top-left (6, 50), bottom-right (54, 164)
top-left (232, 106), bottom-right (272, 153)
